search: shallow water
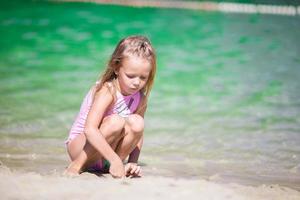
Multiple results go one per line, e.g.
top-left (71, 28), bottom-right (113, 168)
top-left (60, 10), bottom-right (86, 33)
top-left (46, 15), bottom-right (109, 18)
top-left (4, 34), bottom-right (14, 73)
top-left (0, 1), bottom-right (299, 190)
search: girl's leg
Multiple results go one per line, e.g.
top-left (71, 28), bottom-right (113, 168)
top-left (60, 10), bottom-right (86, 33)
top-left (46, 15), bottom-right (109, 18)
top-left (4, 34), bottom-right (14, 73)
top-left (66, 114), bottom-right (125, 173)
top-left (115, 114), bottom-right (144, 161)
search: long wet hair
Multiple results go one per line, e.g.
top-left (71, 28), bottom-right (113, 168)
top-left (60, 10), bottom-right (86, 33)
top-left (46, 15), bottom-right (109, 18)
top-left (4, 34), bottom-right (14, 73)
top-left (95, 35), bottom-right (156, 113)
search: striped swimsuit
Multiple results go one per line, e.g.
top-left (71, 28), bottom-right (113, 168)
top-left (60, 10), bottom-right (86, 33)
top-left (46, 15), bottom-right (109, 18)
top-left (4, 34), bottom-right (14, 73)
top-left (65, 83), bottom-right (141, 144)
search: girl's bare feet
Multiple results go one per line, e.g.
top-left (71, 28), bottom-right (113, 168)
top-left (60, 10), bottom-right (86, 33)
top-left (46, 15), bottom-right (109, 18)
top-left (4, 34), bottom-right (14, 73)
top-left (63, 163), bottom-right (81, 177)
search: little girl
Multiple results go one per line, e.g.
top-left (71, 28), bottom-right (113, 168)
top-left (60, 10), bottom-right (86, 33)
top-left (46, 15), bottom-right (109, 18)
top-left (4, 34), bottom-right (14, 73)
top-left (64, 35), bottom-right (156, 178)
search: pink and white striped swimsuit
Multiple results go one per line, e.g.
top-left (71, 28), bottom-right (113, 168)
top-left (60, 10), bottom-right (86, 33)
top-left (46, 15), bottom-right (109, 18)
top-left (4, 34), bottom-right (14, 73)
top-left (65, 84), bottom-right (141, 144)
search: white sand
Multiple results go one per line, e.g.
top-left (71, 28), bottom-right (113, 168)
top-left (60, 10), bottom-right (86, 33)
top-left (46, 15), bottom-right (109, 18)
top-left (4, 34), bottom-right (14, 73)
top-left (0, 166), bottom-right (299, 200)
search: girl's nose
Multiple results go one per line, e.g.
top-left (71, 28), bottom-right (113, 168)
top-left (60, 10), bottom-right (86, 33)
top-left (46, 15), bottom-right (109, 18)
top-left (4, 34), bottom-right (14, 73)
top-left (133, 78), bottom-right (140, 87)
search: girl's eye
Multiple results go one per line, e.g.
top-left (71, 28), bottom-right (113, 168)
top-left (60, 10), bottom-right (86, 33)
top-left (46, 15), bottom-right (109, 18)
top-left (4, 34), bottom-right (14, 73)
top-left (126, 74), bottom-right (135, 79)
top-left (126, 74), bottom-right (147, 80)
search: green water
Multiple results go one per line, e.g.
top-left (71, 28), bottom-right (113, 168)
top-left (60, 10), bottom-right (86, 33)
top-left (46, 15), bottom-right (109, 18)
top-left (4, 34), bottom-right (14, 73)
top-left (0, 1), bottom-right (299, 189)
top-left (164, 0), bottom-right (300, 6)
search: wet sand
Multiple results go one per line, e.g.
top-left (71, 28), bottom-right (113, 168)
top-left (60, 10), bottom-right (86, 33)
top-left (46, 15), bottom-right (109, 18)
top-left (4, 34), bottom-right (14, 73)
top-left (1, 165), bottom-right (299, 200)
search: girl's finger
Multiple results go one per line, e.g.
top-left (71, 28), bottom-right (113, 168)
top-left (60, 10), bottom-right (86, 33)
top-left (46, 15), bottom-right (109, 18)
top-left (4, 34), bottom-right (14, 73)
top-left (125, 167), bottom-right (131, 176)
top-left (132, 166), bottom-right (141, 177)
top-left (138, 166), bottom-right (142, 175)
top-left (130, 165), bottom-right (137, 174)
top-left (134, 166), bottom-right (140, 175)
top-left (135, 166), bottom-right (141, 173)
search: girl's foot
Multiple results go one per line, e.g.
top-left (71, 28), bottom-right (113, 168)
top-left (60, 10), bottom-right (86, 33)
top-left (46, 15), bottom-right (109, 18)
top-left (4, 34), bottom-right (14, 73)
top-left (63, 164), bottom-right (81, 177)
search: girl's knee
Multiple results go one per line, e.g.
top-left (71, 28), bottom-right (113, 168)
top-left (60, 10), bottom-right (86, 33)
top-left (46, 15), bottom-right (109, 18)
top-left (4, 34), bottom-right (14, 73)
top-left (127, 114), bottom-right (144, 134)
top-left (105, 114), bottom-right (126, 133)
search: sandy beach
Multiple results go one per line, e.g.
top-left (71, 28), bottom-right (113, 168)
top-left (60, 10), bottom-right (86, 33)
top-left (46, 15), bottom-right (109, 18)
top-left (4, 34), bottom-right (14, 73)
top-left (1, 165), bottom-right (299, 200)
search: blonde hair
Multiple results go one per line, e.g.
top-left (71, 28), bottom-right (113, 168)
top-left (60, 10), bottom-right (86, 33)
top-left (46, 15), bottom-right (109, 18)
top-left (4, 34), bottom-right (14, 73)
top-left (96, 35), bottom-right (156, 113)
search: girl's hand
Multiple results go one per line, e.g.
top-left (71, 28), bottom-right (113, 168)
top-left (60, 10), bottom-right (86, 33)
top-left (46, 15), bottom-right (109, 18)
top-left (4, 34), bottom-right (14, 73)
top-left (109, 158), bottom-right (125, 178)
top-left (125, 162), bottom-right (142, 178)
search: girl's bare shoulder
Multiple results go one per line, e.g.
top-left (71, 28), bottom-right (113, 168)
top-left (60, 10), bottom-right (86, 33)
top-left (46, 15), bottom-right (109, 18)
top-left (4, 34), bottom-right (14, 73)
top-left (93, 81), bottom-right (115, 103)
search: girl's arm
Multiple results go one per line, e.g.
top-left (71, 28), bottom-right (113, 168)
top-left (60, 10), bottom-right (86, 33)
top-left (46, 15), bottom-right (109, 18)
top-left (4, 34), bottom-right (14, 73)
top-left (84, 85), bottom-right (124, 173)
top-left (128, 94), bottom-right (147, 163)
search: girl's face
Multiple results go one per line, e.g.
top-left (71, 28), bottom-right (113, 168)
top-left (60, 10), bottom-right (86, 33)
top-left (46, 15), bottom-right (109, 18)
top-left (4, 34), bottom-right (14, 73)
top-left (116, 56), bottom-right (152, 96)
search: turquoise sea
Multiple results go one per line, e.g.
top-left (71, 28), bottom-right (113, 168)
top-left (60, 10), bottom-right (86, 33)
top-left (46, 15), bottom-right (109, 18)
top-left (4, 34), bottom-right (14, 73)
top-left (0, 0), bottom-right (299, 189)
